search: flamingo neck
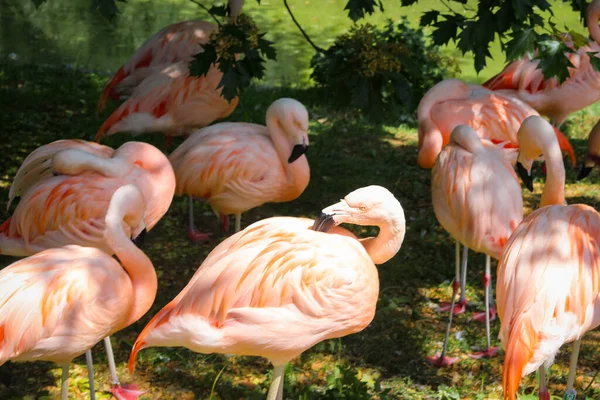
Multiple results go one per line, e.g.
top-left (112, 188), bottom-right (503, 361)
top-left (53, 148), bottom-right (132, 177)
top-left (267, 116), bottom-right (310, 201)
top-left (539, 137), bottom-right (566, 207)
top-left (587, 0), bottom-right (600, 45)
top-left (361, 213), bottom-right (406, 265)
top-left (105, 193), bottom-right (157, 327)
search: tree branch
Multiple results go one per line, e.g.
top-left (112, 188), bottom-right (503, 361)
top-left (189, 0), bottom-right (222, 27)
top-left (283, 0), bottom-right (327, 53)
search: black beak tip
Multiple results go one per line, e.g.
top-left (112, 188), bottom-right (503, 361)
top-left (132, 227), bottom-right (147, 248)
top-left (516, 161), bottom-right (534, 192)
top-left (312, 211), bottom-right (335, 233)
top-left (577, 166), bottom-right (593, 181)
top-left (288, 144), bottom-right (309, 164)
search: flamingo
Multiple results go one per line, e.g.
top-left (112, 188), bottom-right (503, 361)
top-left (0, 139), bottom-right (174, 399)
top-left (168, 97), bottom-right (310, 241)
top-left (127, 185), bottom-right (405, 400)
top-left (0, 184), bottom-right (158, 400)
top-left (577, 118), bottom-right (600, 180)
top-left (427, 125), bottom-right (524, 366)
top-left (497, 116), bottom-right (599, 400)
top-left (416, 79), bottom-right (576, 169)
top-left (483, 0), bottom-right (600, 127)
top-left (97, 0), bottom-right (245, 111)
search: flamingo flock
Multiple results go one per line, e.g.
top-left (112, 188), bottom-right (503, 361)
top-left (3, 0), bottom-right (600, 400)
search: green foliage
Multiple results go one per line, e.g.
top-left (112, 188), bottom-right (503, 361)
top-left (310, 19), bottom-right (459, 121)
top-left (189, 12), bottom-right (277, 102)
top-left (344, 0), bottom-right (385, 22)
top-left (400, 0), bottom-right (600, 82)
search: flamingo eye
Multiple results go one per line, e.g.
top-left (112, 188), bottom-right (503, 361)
top-left (359, 205), bottom-right (367, 212)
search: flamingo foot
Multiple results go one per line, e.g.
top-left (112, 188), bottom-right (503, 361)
top-left (470, 306), bottom-right (496, 323)
top-left (468, 346), bottom-right (499, 359)
top-left (187, 229), bottom-right (212, 243)
top-left (111, 383), bottom-right (145, 400)
top-left (221, 215), bottom-right (229, 232)
top-left (539, 389), bottom-right (550, 400)
top-left (426, 353), bottom-right (459, 367)
top-left (437, 299), bottom-right (467, 315)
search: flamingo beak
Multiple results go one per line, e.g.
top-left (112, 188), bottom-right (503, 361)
top-left (132, 228), bottom-right (147, 248)
top-left (516, 161), bottom-right (534, 192)
top-left (312, 200), bottom-right (351, 232)
top-left (312, 212), bottom-right (336, 232)
top-left (288, 143), bottom-right (309, 163)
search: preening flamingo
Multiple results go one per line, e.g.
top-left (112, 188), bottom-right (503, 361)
top-left (0, 139), bottom-right (174, 399)
top-left (127, 185), bottom-right (406, 400)
top-left (483, 0), bottom-right (600, 127)
top-left (428, 125), bottom-right (523, 366)
top-left (97, 0), bottom-right (245, 111)
top-left (497, 116), bottom-right (598, 400)
top-left (417, 79), bottom-right (575, 169)
top-left (1, 139), bottom-right (175, 256)
top-left (0, 184), bottom-right (157, 400)
top-left (578, 118), bottom-right (600, 180)
top-left (168, 98), bottom-right (310, 241)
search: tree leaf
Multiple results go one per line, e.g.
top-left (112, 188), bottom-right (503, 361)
top-left (431, 14), bottom-right (464, 46)
top-left (587, 51), bottom-right (600, 73)
top-left (536, 40), bottom-right (575, 83)
top-left (420, 10), bottom-right (439, 27)
top-left (189, 44), bottom-right (218, 77)
top-left (257, 34), bottom-right (277, 60)
top-left (344, 0), bottom-right (382, 22)
top-left (31, 0), bottom-right (47, 7)
top-left (209, 5), bottom-right (227, 17)
top-left (505, 29), bottom-right (537, 60)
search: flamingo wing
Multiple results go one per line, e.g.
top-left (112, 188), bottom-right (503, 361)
top-left (0, 246), bottom-right (124, 364)
top-left (129, 217), bottom-right (377, 366)
top-left (497, 204), bottom-right (600, 399)
top-left (98, 20), bottom-right (217, 110)
top-left (8, 140), bottom-right (114, 209)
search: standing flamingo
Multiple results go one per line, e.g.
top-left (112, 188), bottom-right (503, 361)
top-left (577, 118), bottom-right (600, 180)
top-left (127, 185), bottom-right (406, 400)
top-left (0, 139), bottom-right (174, 399)
top-left (0, 184), bottom-right (157, 400)
top-left (497, 116), bottom-right (599, 400)
top-left (417, 79), bottom-right (575, 169)
top-left (483, 0), bottom-right (600, 127)
top-left (428, 125), bottom-right (524, 366)
top-left (168, 98), bottom-right (310, 241)
top-left (97, 0), bottom-right (245, 111)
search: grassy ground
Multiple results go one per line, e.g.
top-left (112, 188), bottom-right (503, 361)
top-left (1, 62), bottom-right (600, 400)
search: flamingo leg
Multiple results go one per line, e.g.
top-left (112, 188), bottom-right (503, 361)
top-left (564, 339), bottom-right (582, 400)
top-left (427, 241), bottom-right (461, 366)
top-left (60, 364), bottom-right (69, 400)
top-left (539, 367), bottom-right (550, 400)
top-left (267, 364), bottom-right (285, 400)
top-left (469, 255), bottom-right (499, 359)
top-left (164, 135), bottom-right (173, 151)
top-left (221, 214), bottom-right (230, 232)
top-left (438, 242), bottom-right (467, 315)
top-left (188, 196), bottom-right (211, 242)
top-left (235, 213), bottom-right (242, 233)
top-left (105, 337), bottom-right (144, 400)
top-left (85, 350), bottom-right (96, 400)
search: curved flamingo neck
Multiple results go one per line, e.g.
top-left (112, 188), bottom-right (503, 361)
top-left (539, 139), bottom-right (566, 207)
top-left (104, 186), bottom-right (157, 327)
top-left (587, 0), bottom-right (600, 45)
top-left (360, 210), bottom-right (406, 265)
top-left (53, 148), bottom-right (132, 177)
top-left (267, 113), bottom-right (310, 201)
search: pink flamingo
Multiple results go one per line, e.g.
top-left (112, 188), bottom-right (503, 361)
top-left (417, 79), bottom-right (575, 169)
top-left (127, 185), bottom-right (406, 400)
top-left (0, 185), bottom-right (157, 400)
top-left (0, 139), bottom-right (174, 399)
top-left (168, 98), bottom-right (310, 241)
top-left (497, 116), bottom-right (599, 400)
top-left (1, 139), bottom-right (175, 256)
top-left (577, 118), bottom-right (600, 180)
top-left (97, 0), bottom-right (245, 111)
top-left (483, 0), bottom-right (600, 127)
top-left (428, 125), bottom-right (523, 366)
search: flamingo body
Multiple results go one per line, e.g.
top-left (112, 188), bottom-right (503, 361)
top-left (0, 140), bottom-right (175, 256)
top-left (497, 204), bottom-right (600, 400)
top-left (417, 79), bottom-right (575, 169)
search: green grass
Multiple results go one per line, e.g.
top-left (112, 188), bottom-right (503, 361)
top-left (1, 62), bottom-right (600, 400)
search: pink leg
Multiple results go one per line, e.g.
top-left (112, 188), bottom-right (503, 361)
top-left (188, 196), bottom-right (212, 242)
top-left (469, 255), bottom-right (499, 359)
top-left (539, 367), bottom-right (550, 400)
top-left (104, 337), bottom-right (145, 400)
top-left (438, 244), bottom-right (468, 315)
top-left (221, 214), bottom-right (229, 233)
